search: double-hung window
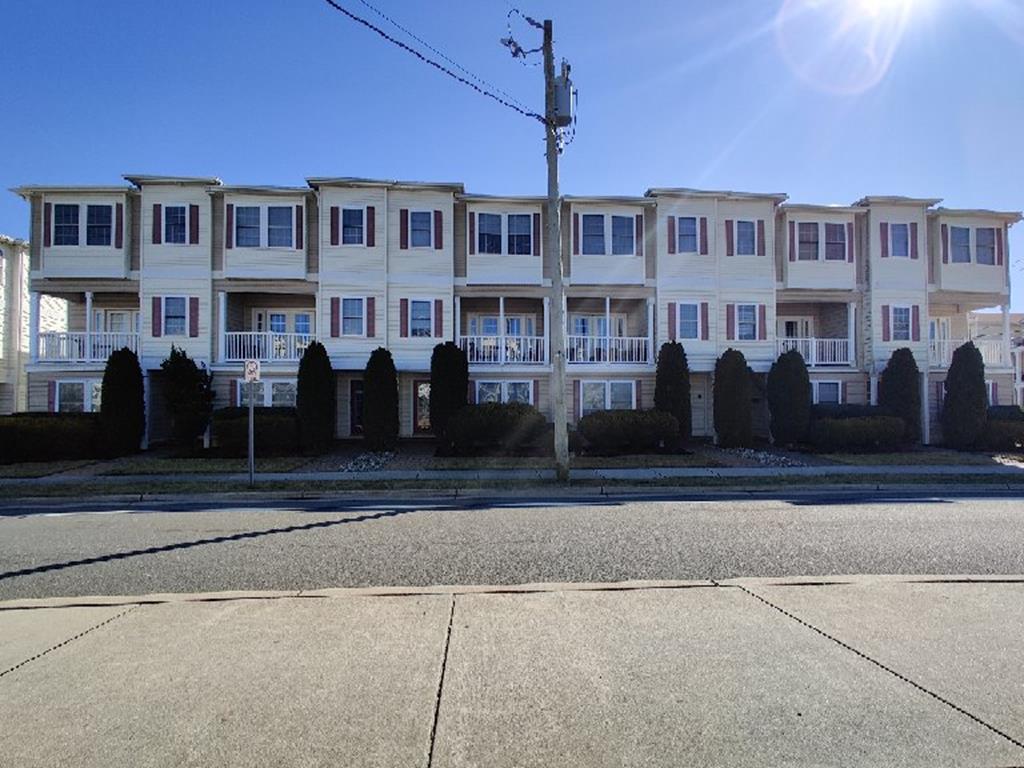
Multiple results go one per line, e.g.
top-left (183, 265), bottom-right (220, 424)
top-left (478, 213), bottom-right (502, 254)
top-left (410, 300), bottom-right (432, 337)
top-left (410, 211), bottom-right (432, 248)
top-left (57, 380), bottom-right (102, 413)
top-left (163, 297), bottom-right (187, 337)
top-left (950, 226), bottom-right (971, 263)
top-left (814, 381), bottom-right (841, 405)
top-left (975, 228), bottom-right (996, 265)
top-left (54, 204), bottom-right (79, 245)
top-left (825, 223), bottom-right (846, 261)
top-left (581, 381), bottom-right (635, 417)
top-left (342, 298), bottom-right (364, 336)
top-left (342, 209), bottom-right (364, 245)
top-left (581, 214), bottom-right (605, 255)
top-left (476, 381), bottom-right (532, 405)
top-left (610, 215), bottom-right (634, 255)
top-left (507, 214), bottom-right (532, 255)
top-left (677, 217), bottom-right (697, 253)
top-left (86, 205), bottom-right (112, 246)
top-left (164, 206), bottom-right (187, 245)
top-left (678, 303), bottom-right (699, 340)
top-left (891, 306), bottom-right (911, 341)
top-left (736, 221), bottom-right (756, 256)
top-left (890, 223), bottom-right (909, 258)
top-left (737, 304), bottom-right (757, 341)
top-left (235, 207), bottom-right (261, 247)
top-left (798, 222), bottom-right (819, 261)
top-left (267, 206), bottom-right (293, 247)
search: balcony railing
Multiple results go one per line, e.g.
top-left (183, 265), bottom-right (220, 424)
top-left (223, 332), bottom-right (315, 362)
top-left (566, 335), bottom-right (650, 364)
top-left (777, 337), bottom-right (852, 366)
top-left (929, 339), bottom-right (1010, 369)
top-left (459, 335), bottom-right (546, 365)
top-left (37, 332), bottom-right (139, 362)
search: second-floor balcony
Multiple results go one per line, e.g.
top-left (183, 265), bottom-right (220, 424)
top-left (929, 339), bottom-right (1010, 369)
top-left (459, 335), bottom-right (546, 365)
top-left (777, 337), bottom-right (852, 366)
top-left (566, 335), bottom-right (650, 364)
top-left (223, 331), bottom-right (316, 362)
top-left (36, 331), bottom-right (140, 363)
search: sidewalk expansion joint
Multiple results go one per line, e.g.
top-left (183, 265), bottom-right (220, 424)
top-left (723, 580), bottom-right (1024, 752)
top-left (0, 604), bottom-right (140, 680)
top-left (426, 593), bottom-right (456, 768)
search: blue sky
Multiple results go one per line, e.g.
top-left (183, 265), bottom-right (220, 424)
top-left (2, 0), bottom-right (1022, 307)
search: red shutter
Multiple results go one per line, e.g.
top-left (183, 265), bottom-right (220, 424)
top-left (294, 205), bottom-right (303, 250)
top-left (330, 206), bottom-right (340, 246)
top-left (433, 298), bottom-right (443, 337)
top-left (700, 302), bottom-right (709, 340)
top-left (881, 305), bottom-right (890, 342)
top-left (667, 216), bottom-right (676, 255)
top-left (399, 209), bottom-right (409, 249)
top-left (910, 222), bottom-right (919, 260)
top-left (726, 304), bottom-right (735, 340)
top-left (758, 304), bottom-right (767, 340)
top-left (400, 299), bottom-right (409, 337)
top-left (996, 227), bottom-right (1004, 266)
top-left (467, 381), bottom-right (476, 404)
top-left (151, 296), bottom-right (162, 337)
top-left (330, 297), bottom-right (340, 337)
top-left (847, 221), bottom-right (854, 263)
top-left (635, 379), bottom-right (642, 409)
top-left (188, 297), bottom-right (199, 338)
top-left (47, 381), bottom-right (56, 412)
top-left (468, 212), bottom-right (476, 255)
top-left (366, 296), bottom-right (375, 337)
top-left (572, 212), bottom-right (580, 255)
top-left (187, 204), bottom-right (199, 245)
top-left (532, 379), bottom-right (540, 407)
top-left (941, 223), bottom-right (949, 264)
top-left (225, 204), bottom-right (234, 249)
top-left (911, 305), bottom-right (920, 342)
top-left (533, 212), bottom-right (541, 256)
top-left (699, 217), bottom-right (708, 255)
top-left (573, 379), bottom-right (581, 422)
top-left (366, 206), bottom-right (375, 247)
top-left (43, 202), bottom-right (52, 247)
top-left (433, 210), bottom-right (443, 250)
top-left (230, 380), bottom-right (238, 407)
top-left (788, 221), bottom-right (796, 262)
top-left (725, 220), bottom-right (734, 256)
top-left (635, 213), bottom-right (644, 257)
top-left (880, 222), bottom-right (889, 258)
top-left (668, 302), bottom-right (677, 341)
top-left (757, 219), bottom-right (766, 256)
top-left (115, 203), bottom-right (124, 249)
top-left (152, 203), bottom-right (162, 245)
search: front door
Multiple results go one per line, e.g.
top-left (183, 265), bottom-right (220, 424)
top-left (778, 317), bottom-right (812, 338)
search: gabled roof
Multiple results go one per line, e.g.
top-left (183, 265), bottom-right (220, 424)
top-left (306, 176), bottom-right (464, 193)
top-left (124, 174), bottom-right (221, 187)
top-left (646, 187), bottom-right (788, 203)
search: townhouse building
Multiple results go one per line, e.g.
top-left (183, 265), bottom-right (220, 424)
top-left (12, 176), bottom-right (1021, 445)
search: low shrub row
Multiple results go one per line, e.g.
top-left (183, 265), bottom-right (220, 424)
top-left (988, 405), bottom-right (1024, 423)
top-left (810, 403), bottom-right (891, 421)
top-left (976, 420), bottom-right (1024, 451)
top-left (577, 409), bottom-right (679, 455)
top-left (210, 407), bottom-right (300, 457)
top-left (445, 402), bottom-right (548, 456)
top-left (808, 416), bottom-right (906, 452)
top-left (0, 413), bottom-right (101, 463)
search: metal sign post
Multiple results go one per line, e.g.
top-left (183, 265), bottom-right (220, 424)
top-left (244, 359), bottom-right (260, 488)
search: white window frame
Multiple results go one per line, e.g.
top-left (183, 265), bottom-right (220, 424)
top-left (340, 297), bottom-right (366, 337)
top-left (52, 203), bottom-right (81, 246)
top-left (824, 222), bottom-right (847, 262)
top-left (985, 380), bottom-right (997, 405)
top-left (266, 204), bottom-right (296, 249)
top-left (340, 207), bottom-right (366, 247)
top-left (506, 212), bottom-right (534, 256)
top-left (163, 295), bottom-right (188, 338)
top-left (408, 297), bottom-right (435, 338)
top-left (570, 313), bottom-right (627, 338)
top-left (889, 223), bottom-right (910, 258)
top-left (85, 204), bottom-right (114, 247)
top-left (235, 378), bottom-right (298, 407)
top-left (163, 203), bottom-right (190, 246)
top-left (734, 220), bottom-right (757, 256)
top-left (812, 380), bottom-right (843, 405)
top-left (232, 202), bottom-right (301, 249)
top-left (797, 221), bottom-right (819, 261)
top-left (467, 313), bottom-right (537, 337)
top-left (578, 211), bottom-right (638, 257)
top-left (252, 308), bottom-right (315, 336)
top-left (890, 304), bottom-right (911, 342)
top-left (475, 211), bottom-right (504, 255)
top-left (475, 380), bottom-right (533, 405)
top-left (609, 214), bottom-right (636, 257)
top-left (677, 302), bottom-right (701, 340)
top-left (56, 379), bottom-right (102, 413)
top-left (737, 303), bottom-right (758, 341)
top-left (676, 216), bottom-right (698, 254)
top-left (409, 210), bottom-right (434, 249)
top-left (975, 227), bottom-right (996, 266)
top-left (949, 225), bottom-right (971, 264)
top-left (580, 380), bottom-right (636, 417)
top-left (778, 316), bottom-right (814, 339)
top-left (579, 212), bottom-right (607, 256)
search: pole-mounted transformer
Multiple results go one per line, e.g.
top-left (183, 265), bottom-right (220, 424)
top-left (553, 61), bottom-right (574, 128)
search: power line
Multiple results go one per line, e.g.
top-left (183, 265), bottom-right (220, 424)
top-left (321, 0), bottom-right (544, 123)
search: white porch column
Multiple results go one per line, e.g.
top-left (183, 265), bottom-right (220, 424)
top-left (847, 302), bottom-right (856, 366)
top-left (85, 291), bottom-right (93, 361)
top-left (498, 295), bottom-right (506, 365)
top-left (1002, 304), bottom-right (1012, 368)
top-left (542, 296), bottom-right (550, 364)
top-left (647, 298), bottom-right (655, 363)
top-left (921, 371), bottom-right (931, 445)
top-left (29, 291), bottom-right (40, 362)
top-left (218, 291), bottom-right (227, 363)
top-left (141, 371), bottom-right (150, 451)
top-left (604, 296), bottom-right (611, 360)
top-left (869, 370), bottom-right (879, 406)
top-left (454, 295), bottom-right (461, 345)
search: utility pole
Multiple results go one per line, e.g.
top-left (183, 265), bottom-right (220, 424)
top-left (543, 19), bottom-right (569, 481)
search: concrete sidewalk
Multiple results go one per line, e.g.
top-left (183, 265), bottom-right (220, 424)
top-left (2, 578), bottom-right (1023, 766)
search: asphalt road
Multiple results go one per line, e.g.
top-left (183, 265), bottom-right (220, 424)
top-left (2, 491), bottom-right (1024, 600)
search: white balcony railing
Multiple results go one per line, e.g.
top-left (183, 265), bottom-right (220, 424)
top-left (777, 337), bottom-right (852, 366)
top-left (36, 332), bottom-right (140, 362)
top-left (459, 335), bottom-right (546, 365)
top-left (929, 339), bottom-right (1010, 369)
top-left (223, 332), bottom-right (315, 362)
top-left (566, 335), bottom-right (650, 364)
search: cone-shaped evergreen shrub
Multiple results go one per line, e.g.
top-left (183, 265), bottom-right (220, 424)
top-left (654, 341), bottom-right (691, 446)
top-left (297, 341), bottom-right (336, 454)
top-left (159, 345), bottom-right (213, 454)
top-left (99, 347), bottom-right (145, 456)
top-left (878, 347), bottom-right (922, 444)
top-left (713, 348), bottom-right (753, 448)
top-left (363, 347), bottom-right (399, 451)
top-left (766, 349), bottom-right (811, 447)
top-left (430, 341), bottom-right (468, 453)
top-left (941, 341), bottom-right (987, 448)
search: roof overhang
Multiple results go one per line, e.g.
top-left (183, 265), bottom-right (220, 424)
top-left (931, 207), bottom-right (1022, 224)
top-left (11, 185), bottom-right (133, 200)
top-left (646, 187), bottom-right (788, 204)
top-left (124, 175), bottom-right (221, 187)
top-left (563, 195), bottom-right (653, 205)
top-left (306, 177), bottom-right (464, 193)
top-left (853, 195), bottom-right (943, 207)
top-left (213, 185), bottom-right (311, 197)
top-left (781, 203), bottom-right (864, 215)
top-left (458, 193), bottom-right (547, 204)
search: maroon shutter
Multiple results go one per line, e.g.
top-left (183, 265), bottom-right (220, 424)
top-left (330, 297), bottom-right (340, 337)
top-left (847, 222), bottom-right (854, 263)
top-left (533, 212), bottom-right (541, 256)
top-left (434, 210), bottom-right (443, 250)
top-left (881, 305), bottom-right (890, 341)
top-left (841, 381), bottom-right (848, 404)
top-left (572, 213), bottom-right (580, 255)
top-left (294, 205), bottom-right (303, 250)
top-left (115, 203), bottom-right (124, 249)
top-left (47, 381), bottom-right (56, 412)
top-left (532, 379), bottom-right (540, 407)
top-left (935, 381), bottom-right (943, 407)
top-left (992, 381), bottom-right (999, 405)
top-left (152, 203), bottom-right (162, 245)
top-left (941, 223), bottom-right (949, 264)
top-left (399, 209), bottom-right (409, 249)
top-left (726, 304), bottom-right (735, 340)
top-left (330, 206), bottom-right (339, 246)
top-left (467, 381), bottom-right (476, 404)
top-left (699, 217), bottom-right (708, 255)
top-left (433, 298), bottom-right (443, 337)
top-left (188, 297), bottom-right (199, 338)
top-left (366, 206), bottom-right (375, 247)
top-left (188, 204), bottom-right (199, 245)
top-left (725, 220), bottom-right (734, 256)
top-left (400, 299), bottom-right (409, 337)
top-left (366, 296), bottom-right (375, 337)
top-left (667, 216), bottom-right (676, 255)
top-left (151, 296), bottom-right (162, 337)
top-left (573, 380), bottom-right (581, 422)
top-left (468, 212), bottom-right (476, 255)
top-left (635, 213), bottom-right (644, 257)
top-left (758, 304), bottom-right (767, 340)
top-left (910, 222), bottom-right (919, 260)
top-left (911, 305), bottom-right (920, 341)
top-left (757, 219), bottom-right (766, 256)
top-left (668, 302), bottom-right (677, 341)
top-left (229, 380), bottom-right (237, 406)
top-left (880, 222), bottom-right (889, 258)
top-left (996, 227), bottom-right (1004, 266)
top-left (635, 379), bottom-right (642, 409)
top-left (700, 302), bottom-right (709, 340)
top-left (788, 221), bottom-right (796, 262)
top-left (43, 202), bottom-right (52, 247)
top-left (225, 204), bottom-right (234, 249)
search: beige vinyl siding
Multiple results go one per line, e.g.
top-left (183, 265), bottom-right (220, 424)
top-left (781, 214), bottom-right (857, 290)
top-left (318, 285), bottom-right (384, 371)
top-left (568, 203), bottom-right (646, 285)
top-left (140, 277), bottom-right (212, 366)
top-left (29, 194), bottom-right (43, 272)
top-left (128, 194), bottom-right (142, 272)
top-left (222, 194), bottom-right (307, 280)
top-left (211, 193), bottom-right (224, 272)
top-left (41, 193), bottom-right (130, 279)
top-left (932, 214), bottom-right (1010, 296)
top-left (318, 186), bottom-right (387, 283)
top-left (141, 186), bottom-right (211, 277)
top-left (657, 293), bottom-right (717, 371)
top-left (465, 201), bottom-right (543, 286)
top-left (656, 199), bottom-right (717, 290)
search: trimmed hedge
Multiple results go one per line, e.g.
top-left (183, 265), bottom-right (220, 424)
top-left (577, 409), bottom-right (679, 455)
top-left (767, 349), bottom-right (811, 446)
top-left (445, 402), bottom-right (547, 456)
top-left (810, 403), bottom-right (891, 421)
top-left (211, 407), bottom-right (299, 457)
top-left (0, 413), bottom-right (101, 463)
top-left (713, 349), bottom-right (753, 448)
top-left (977, 420), bottom-right (1024, 451)
top-left (297, 341), bottom-right (336, 455)
top-left (988, 405), bottom-right (1024, 423)
top-left (654, 342), bottom-right (691, 445)
top-left (808, 416), bottom-right (906, 452)
top-left (879, 347), bottom-right (921, 443)
top-left (99, 347), bottom-right (145, 457)
top-left (363, 348), bottom-right (399, 451)
top-left (941, 342), bottom-right (988, 448)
